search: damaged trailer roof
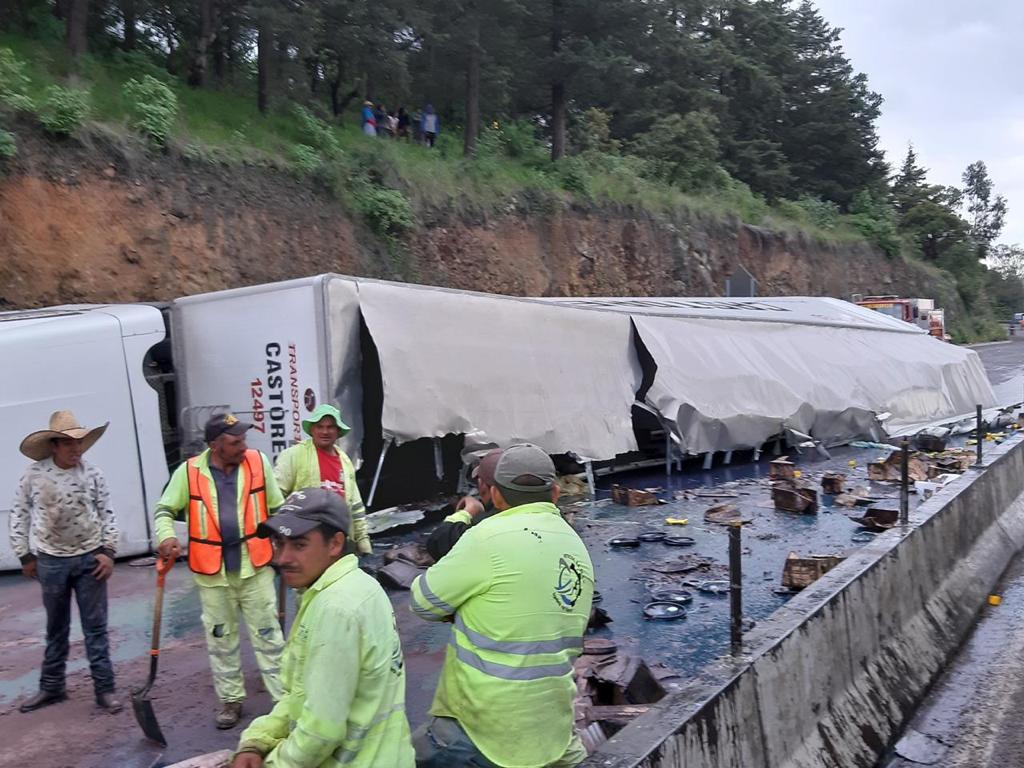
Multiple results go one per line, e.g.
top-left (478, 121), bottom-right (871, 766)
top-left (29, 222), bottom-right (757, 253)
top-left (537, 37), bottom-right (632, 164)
top-left (543, 296), bottom-right (996, 455)
top-left (355, 280), bottom-right (640, 459)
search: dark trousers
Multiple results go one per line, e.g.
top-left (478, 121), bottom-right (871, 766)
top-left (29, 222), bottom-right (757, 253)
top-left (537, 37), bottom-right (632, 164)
top-left (37, 552), bottom-right (115, 696)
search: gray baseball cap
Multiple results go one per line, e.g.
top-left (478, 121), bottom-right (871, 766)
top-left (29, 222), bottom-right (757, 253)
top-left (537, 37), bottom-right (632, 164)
top-left (493, 443), bottom-right (556, 492)
top-left (258, 488), bottom-right (351, 539)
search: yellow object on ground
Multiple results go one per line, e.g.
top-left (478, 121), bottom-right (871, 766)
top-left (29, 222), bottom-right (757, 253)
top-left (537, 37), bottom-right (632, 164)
top-left (199, 568), bottom-right (285, 703)
top-left (989, 595), bottom-right (1002, 606)
top-left (665, 517), bottom-right (689, 525)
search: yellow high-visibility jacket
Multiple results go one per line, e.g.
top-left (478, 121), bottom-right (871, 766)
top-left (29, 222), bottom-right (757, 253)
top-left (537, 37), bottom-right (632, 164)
top-left (411, 501), bottom-right (594, 768)
top-left (237, 555), bottom-right (414, 767)
top-left (274, 440), bottom-right (371, 554)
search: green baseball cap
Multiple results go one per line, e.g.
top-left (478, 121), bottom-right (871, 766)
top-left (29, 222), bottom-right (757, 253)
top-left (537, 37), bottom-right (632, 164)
top-left (301, 404), bottom-right (351, 437)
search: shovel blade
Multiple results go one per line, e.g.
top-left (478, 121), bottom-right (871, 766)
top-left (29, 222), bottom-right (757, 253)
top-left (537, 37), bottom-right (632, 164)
top-left (132, 692), bottom-right (167, 747)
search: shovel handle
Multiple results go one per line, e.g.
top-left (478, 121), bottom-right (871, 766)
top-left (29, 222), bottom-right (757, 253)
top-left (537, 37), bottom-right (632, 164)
top-left (150, 556), bottom-right (173, 656)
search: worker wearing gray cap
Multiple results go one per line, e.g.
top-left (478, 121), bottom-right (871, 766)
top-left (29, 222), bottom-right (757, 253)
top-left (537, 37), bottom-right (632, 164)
top-left (233, 488), bottom-right (414, 768)
top-left (410, 443), bottom-right (594, 768)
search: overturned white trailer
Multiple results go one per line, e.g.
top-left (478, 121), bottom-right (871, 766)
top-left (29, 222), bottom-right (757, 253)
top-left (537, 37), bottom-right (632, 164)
top-left (173, 276), bottom-right (995, 503)
top-left (546, 296), bottom-right (996, 457)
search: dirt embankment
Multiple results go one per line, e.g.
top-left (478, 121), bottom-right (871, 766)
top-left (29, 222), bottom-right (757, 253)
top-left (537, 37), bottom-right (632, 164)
top-left (0, 129), bottom-right (955, 310)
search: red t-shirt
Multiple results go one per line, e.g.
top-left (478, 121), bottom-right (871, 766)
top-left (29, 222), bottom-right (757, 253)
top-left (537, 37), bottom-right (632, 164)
top-left (316, 447), bottom-right (346, 498)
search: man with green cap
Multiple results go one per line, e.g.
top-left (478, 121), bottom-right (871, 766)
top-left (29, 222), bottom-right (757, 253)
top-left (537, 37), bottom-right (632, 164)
top-left (273, 404), bottom-right (371, 555)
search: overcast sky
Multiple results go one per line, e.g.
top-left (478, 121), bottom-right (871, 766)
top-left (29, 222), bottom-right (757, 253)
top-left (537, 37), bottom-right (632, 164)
top-left (812, 0), bottom-right (1024, 245)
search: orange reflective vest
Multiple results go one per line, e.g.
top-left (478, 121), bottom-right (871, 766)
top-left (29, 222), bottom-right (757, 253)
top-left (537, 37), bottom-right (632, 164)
top-left (187, 450), bottom-right (273, 575)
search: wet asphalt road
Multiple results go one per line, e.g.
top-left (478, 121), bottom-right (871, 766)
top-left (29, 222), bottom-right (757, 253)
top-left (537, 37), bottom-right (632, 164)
top-left (881, 338), bottom-right (1024, 767)
top-left (0, 338), bottom-right (1021, 767)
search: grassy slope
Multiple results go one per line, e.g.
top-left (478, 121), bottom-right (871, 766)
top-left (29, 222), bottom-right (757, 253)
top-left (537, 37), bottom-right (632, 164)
top-left (0, 32), bottom-right (1005, 341)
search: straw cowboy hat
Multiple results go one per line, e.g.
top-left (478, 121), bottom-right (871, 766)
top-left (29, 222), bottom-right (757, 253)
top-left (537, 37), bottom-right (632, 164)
top-left (19, 410), bottom-right (109, 461)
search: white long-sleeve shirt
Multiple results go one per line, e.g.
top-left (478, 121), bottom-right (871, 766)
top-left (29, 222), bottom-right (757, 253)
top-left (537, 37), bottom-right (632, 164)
top-left (9, 458), bottom-right (118, 562)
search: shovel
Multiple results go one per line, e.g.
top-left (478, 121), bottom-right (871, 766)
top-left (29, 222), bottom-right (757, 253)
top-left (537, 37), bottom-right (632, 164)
top-left (132, 555), bottom-right (174, 746)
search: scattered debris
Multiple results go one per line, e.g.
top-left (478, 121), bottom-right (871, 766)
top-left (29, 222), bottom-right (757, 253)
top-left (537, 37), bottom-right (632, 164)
top-left (608, 536), bottom-right (641, 548)
top-left (663, 535), bottom-right (696, 547)
top-left (375, 559), bottom-right (426, 590)
top-left (382, 542), bottom-right (435, 568)
top-left (913, 428), bottom-right (950, 453)
top-left (583, 638), bottom-right (618, 655)
top-left (820, 472), bottom-right (846, 494)
top-left (647, 554), bottom-right (715, 574)
top-left (650, 589), bottom-right (693, 604)
top-left (643, 601), bottom-right (687, 620)
top-left (772, 479), bottom-right (818, 514)
top-left (611, 485), bottom-right (661, 506)
top-left (781, 552), bottom-right (846, 590)
top-left (847, 502), bottom-right (899, 531)
top-left (769, 457), bottom-right (797, 480)
top-left (366, 506), bottom-right (427, 534)
top-left (163, 751), bottom-right (234, 768)
top-left (867, 452), bottom-right (929, 482)
top-left (696, 580), bottom-right (730, 595)
top-left (703, 503), bottom-right (752, 525)
top-left (587, 605), bottom-right (613, 629)
top-left (558, 473), bottom-right (591, 497)
top-left (638, 531), bottom-right (666, 542)
top-left (693, 489), bottom-right (741, 499)
top-left (590, 654), bottom-right (667, 705)
top-left (833, 488), bottom-right (875, 507)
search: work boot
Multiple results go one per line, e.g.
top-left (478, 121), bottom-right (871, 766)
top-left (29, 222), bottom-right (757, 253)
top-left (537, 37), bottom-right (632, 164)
top-left (18, 690), bottom-right (68, 713)
top-left (216, 701), bottom-right (243, 729)
top-left (95, 692), bottom-right (123, 714)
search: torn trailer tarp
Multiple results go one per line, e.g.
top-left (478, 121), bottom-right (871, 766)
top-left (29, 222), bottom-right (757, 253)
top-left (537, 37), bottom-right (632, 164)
top-left (356, 280), bottom-right (641, 460)
top-left (546, 296), bottom-right (995, 455)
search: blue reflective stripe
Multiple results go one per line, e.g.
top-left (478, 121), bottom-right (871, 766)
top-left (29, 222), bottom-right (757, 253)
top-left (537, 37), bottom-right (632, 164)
top-left (332, 704), bottom-right (406, 763)
top-left (418, 574), bottom-right (456, 615)
top-left (449, 638), bottom-right (573, 681)
top-left (454, 614), bottom-right (582, 656)
top-left (411, 601), bottom-right (443, 621)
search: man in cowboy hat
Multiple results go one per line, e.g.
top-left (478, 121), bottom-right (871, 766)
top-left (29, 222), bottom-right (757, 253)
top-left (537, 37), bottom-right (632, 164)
top-left (273, 404), bottom-right (372, 555)
top-left (10, 410), bottom-right (122, 714)
top-left (154, 412), bottom-right (287, 729)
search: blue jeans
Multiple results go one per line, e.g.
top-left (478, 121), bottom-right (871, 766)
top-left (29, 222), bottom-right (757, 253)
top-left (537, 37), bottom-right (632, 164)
top-left (413, 716), bottom-right (588, 768)
top-left (37, 552), bottom-right (115, 697)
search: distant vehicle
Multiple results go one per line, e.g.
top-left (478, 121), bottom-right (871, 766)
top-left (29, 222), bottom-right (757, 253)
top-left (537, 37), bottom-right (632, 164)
top-left (852, 295), bottom-right (948, 341)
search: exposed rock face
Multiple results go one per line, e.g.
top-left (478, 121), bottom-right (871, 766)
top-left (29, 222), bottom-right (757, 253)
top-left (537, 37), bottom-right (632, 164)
top-left (0, 130), bottom-right (959, 313)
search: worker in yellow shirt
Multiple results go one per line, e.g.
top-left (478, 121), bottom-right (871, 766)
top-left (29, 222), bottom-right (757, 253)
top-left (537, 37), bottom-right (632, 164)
top-left (232, 488), bottom-right (414, 768)
top-left (155, 413), bottom-right (286, 729)
top-left (274, 404), bottom-right (371, 555)
top-left (411, 443), bottom-right (594, 768)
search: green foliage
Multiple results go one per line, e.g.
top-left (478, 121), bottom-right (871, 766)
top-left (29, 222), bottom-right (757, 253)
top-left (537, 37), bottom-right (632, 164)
top-left (633, 110), bottom-right (725, 192)
top-left (574, 108), bottom-right (620, 155)
top-left (0, 48), bottom-right (34, 112)
top-left (123, 75), bottom-right (178, 145)
top-left (354, 186), bottom-right (415, 240)
top-left (291, 104), bottom-right (341, 159)
top-left (847, 190), bottom-right (901, 258)
top-left (290, 143), bottom-right (322, 174)
top-left (37, 85), bottom-right (90, 136)
top-left (777, 196), bottom-right (842, 231)
top-left (0, 127), bottom-right (16, 159)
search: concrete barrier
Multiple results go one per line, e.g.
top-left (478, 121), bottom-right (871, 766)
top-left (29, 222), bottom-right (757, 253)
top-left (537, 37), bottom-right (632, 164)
top-left (587, 434), bottom-right (1024, 768)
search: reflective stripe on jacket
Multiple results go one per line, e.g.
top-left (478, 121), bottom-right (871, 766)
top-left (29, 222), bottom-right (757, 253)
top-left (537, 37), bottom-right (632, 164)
top-left (187, 449), bottom-right (272, 575)
top-left (273, 440), bottom-right (371, 554)
top-left (154, 449), bottom-right (285, 587)
top-left (237, 555), bottom-right (415, 768)
top-left (410, 501), bottom-right (594, 768)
